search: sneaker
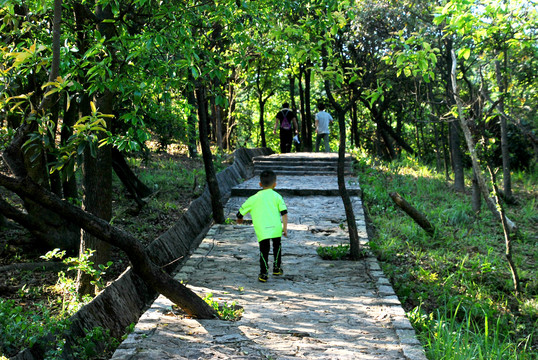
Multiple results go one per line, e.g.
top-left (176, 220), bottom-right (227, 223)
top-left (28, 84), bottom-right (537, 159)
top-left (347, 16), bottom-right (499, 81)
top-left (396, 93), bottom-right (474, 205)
top-left (258, 273), bottom-right (268, 282)
top-left (273, 267), bottom-right (284, 276)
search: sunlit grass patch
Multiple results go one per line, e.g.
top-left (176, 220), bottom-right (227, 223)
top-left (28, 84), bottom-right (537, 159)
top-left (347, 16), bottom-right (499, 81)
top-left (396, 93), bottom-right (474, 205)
top-left (358, 157), bottom-right (538, 359)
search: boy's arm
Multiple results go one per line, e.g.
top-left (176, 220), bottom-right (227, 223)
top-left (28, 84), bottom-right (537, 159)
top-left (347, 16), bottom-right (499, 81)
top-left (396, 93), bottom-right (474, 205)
top-left (282, 213), bottom-right (288, 237)
top-left (236, 211), bottom-right (244, 224)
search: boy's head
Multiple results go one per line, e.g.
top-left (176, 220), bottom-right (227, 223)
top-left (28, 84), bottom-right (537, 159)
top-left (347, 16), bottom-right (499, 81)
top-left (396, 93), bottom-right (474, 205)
top-left (259, 170), bottom-right (277, 188)
top-left (282, 102), bottom-right (289, 109)
top-left (318, 103), bottom-right (326, 111)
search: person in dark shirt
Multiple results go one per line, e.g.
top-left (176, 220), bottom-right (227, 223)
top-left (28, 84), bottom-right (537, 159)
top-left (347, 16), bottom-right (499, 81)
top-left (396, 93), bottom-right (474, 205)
top-left (274, 102), bottom-right (298, 153)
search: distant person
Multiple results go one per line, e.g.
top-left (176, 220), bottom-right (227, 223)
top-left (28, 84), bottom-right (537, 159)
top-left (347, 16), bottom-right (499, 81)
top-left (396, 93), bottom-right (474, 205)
top-left (274, 103), bottom-right (298, 153)
top-left (236, 170), bottom-right (288, 282)
top-left (315, 103), bottom-right (333, 152)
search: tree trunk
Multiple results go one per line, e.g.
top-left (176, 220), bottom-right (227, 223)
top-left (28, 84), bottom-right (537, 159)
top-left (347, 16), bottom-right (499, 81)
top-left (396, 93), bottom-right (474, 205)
top-left (77, 3), bottom-right (116, 297)
top-left (433, 121), bottom-right (442, 173)
top-left (1, 0), bottom-right (79, 251)
top-left (449, 119), bottom-right (465, 191)
top-left (259, 95), bottom-right (266, 148)
top-left (389, 192), bottom-right (435, 236)
top-left (289, 72), bottom-right (296, 112)
top-left (332, 107), bottom-right (361, 258)
top-left (0, 174), bottom-right (217, 319)
top-left (196, 84), bottom-right (225, 224)
top-left (351, 97), bottom-right (359, 148)
top-left (61, 97), bottom-right (79, 200)
top-left (450, 49), bottom-right (516, 234)
top-left (186, 81), bottom-right (198, 158)
top-left (322, 48), bottom-right (361, 258)
top-left (445, 39), bottom-right (465, 192)
top-left (298, 69), bottom-right (306, 152)
top-left (112, 148), bottom-right (152, 208)
top-left (486, 167), bottom-right (520, 295)
top-left (304, 65), bottom-right (313, 151)
top-left (79, 96), bottom-right (113, 296)
top-left (471, 169), bottom-right (482, 213)
top-left (211, 95), bottom-right (224, 150)
top-left (495, 59), bottom-right (512, 201)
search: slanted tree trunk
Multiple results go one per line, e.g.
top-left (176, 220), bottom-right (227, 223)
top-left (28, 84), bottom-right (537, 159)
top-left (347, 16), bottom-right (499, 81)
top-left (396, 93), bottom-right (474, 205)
top-left (487, 166), bottom-right (520, 295)
top-left (389, 192), bottom-right (435, 236)
top-left (196, 84), bottom-right (225, 224)
top-left (0, 174), bottom-right (217, 318)
top-left (112, 148), bottom-right (152, 208)
top-left (450, 49), bottom-right (516, 234)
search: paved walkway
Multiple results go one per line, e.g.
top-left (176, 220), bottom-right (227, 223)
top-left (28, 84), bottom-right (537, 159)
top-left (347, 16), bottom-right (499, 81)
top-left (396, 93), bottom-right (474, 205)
top-left (111, 175), bottom-right (427, 360)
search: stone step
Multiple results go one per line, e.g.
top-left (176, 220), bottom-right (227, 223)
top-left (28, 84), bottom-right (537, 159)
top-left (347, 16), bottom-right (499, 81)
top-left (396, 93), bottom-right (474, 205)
top-left (253, 153), bottom-right (354, 176)
top-left (231, 175), bottom-right (361, 197)
top-left (253, 169), bottom-right (353, 177)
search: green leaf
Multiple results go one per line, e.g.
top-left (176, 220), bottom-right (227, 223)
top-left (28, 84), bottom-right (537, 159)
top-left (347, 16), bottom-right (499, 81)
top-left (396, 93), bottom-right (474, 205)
top-left (458, 47), bottom-right (471, 60)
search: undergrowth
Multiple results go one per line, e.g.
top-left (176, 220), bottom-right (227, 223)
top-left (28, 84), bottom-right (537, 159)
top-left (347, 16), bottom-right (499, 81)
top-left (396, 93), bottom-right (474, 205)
top-left (356, 153), bottom-right (538, 359)
top-left (0, 148), bottom-right (214, 358)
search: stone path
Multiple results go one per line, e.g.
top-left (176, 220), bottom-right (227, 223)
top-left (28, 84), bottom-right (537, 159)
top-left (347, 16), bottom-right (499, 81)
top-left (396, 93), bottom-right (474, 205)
top-left (111, 174), bottom-right (427, 360)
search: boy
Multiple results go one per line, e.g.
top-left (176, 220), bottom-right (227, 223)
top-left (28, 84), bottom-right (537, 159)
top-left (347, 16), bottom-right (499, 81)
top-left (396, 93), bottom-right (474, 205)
top-left (236, 170), bottom-right (288, 282)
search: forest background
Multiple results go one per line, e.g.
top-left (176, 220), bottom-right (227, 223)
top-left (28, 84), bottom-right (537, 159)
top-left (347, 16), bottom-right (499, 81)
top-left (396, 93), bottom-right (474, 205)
top-left (0, 0), bottom-right (537, 359)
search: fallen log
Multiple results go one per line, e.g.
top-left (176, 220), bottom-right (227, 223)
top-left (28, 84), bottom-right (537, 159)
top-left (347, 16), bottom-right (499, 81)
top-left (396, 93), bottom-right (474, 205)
top-left (389, 192), bottom-right (435, 236)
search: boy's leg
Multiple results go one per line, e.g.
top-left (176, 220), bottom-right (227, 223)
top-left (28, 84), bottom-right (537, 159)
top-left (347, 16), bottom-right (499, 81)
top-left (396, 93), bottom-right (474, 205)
top-left (259, 239), bottom-right (270, 276)
top-left (315, 134), bottom-right (321, 152)
top-left (272, 237), bottom-right (283, 275)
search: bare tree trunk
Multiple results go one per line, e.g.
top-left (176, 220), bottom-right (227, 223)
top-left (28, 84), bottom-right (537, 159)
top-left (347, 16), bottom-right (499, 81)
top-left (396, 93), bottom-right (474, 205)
top-left (445, 38), bottom-right (465, 191)
top-left (186, 80), bottom-right (198, 158)
top-left (322, 47), bottom-right (361, 259)
top-left (298, 67), bottom-right (306, 151)
top-left (471, 169), bottom-right (482, 213)
top-left (259, 94), bottom-right (267, 148)
top-left (450, 49), bottom-right (516, 233)
top-left (77, 3), bottom-right (115, 297)
top-left (449, 119), bottom-right (465, 191)
top-left (112, 148), bottom-right (152, 208)
top-left (211, 95), bottom-right (223, 150)
top-left (61, 98), bottom-right (79, 200)
top-left (487, 167), bottom-right (521, 296)
top-left (304, 65), bottom-right (313, 151)
top-left (389, 192), bottom-right (435, 235)
top-left (495, 59), bottom-right (512, 201)
top-left (196, 84), bottom-right (225, 224)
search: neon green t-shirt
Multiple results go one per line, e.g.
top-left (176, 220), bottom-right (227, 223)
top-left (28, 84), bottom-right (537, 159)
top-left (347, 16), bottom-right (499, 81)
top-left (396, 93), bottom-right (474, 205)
top-left (238, 189), bottom-right (287, 241)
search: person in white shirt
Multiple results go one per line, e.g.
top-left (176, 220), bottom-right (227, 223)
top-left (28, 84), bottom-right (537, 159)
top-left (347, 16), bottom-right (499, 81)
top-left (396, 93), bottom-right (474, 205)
top-left (315, 103), bottom-right (333, 152)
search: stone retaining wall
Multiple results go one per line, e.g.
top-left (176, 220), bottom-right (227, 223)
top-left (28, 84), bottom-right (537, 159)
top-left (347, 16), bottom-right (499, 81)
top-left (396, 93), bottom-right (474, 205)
top-left (13, 147), bottom-right (273, 360)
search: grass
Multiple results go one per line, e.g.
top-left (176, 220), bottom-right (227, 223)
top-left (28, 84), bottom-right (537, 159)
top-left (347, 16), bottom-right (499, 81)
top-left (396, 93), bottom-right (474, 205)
top-left (357, 155), bottom-right (538, 359)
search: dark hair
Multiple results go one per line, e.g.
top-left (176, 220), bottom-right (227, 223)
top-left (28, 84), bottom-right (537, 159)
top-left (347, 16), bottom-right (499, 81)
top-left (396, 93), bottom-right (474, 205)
top-left (260, 170), bottom-right (276, 187)
top-left (318, 103), bottom-right (326, 111)
top-left (282, 102), bottom-right (289, 109)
